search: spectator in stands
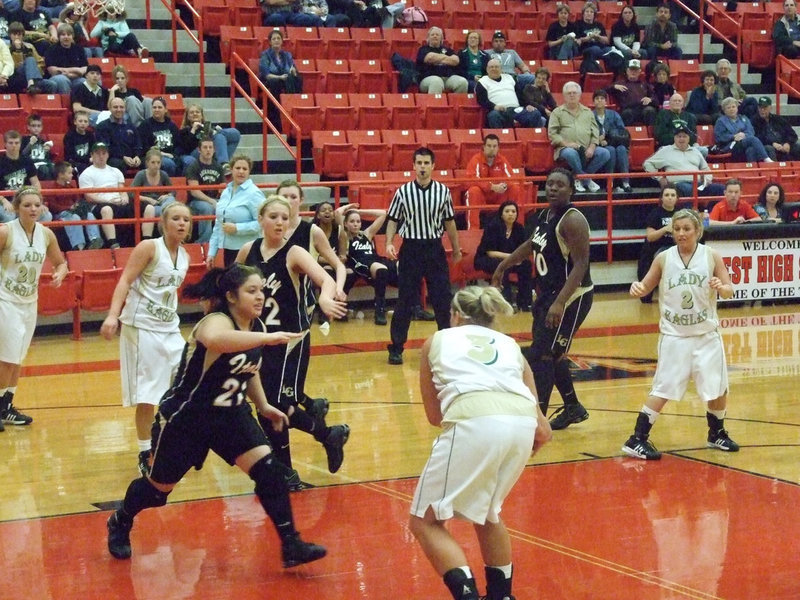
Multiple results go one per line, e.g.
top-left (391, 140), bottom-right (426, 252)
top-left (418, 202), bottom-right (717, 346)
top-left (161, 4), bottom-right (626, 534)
top-left (755, 182), bottom-right (785, 222)
top-left (715, 59), bottom-right (757, 120)
top-left (611, 5), bottom-right (648, 64)
top-left (130, 147), bottom-right (175, 240)
top-left (258, 30), bottom-right (301, 130)
top-left (327, 0), bottom-right (383, 28)
top-left (0, 1), bottom-right (11, 43)
top-left (474, 201), bottom-right (532, 311)
top-left (21, 113), bottom-right (55, 181)
top-left (546, 4), bottom-right (579, 59)
top-left (0, 22), bottom-right (35, 93)
top-left (464, 134), bottom-right (522, 225)
top-left (548, 81), bottom-right (611, 193)
top-left (108, 65), bottom-right (153, 128)
top-left (609, 59), bottom-right (657, 126)
top-left (773, 0), bottom-right (800, 59)
top-left (654, 92), bottom-right (699, 147)
top-left (95, 97), bottom-right (143, 173)
top-left (643, 120), bottom-right (725, 199)
top-left (592, 89), bottom-right (631, 193)
top-left (752, 96), bottom-right (800, 161)
top-left (64, 109), bottom-right (95, 175)
top-left (458, 30), bottom-right (489, 93)
top-left (642, 3), bottom-right (682, 59)
top-left (44, 161), bottom-right (103, 250)
top-left (90, 7), bottom-right (149, 58)
top-left (708, 178), bottom-right (761, 225)
top-left (519, 67), bottom-right (557, 123)
top-left (79, 141), bottom-right (141, 248)
top-left (636, 183), bottom-right (679, 303)
top-left (176, 104), bottom-right (241, 173)
top-left (58, 3), bottom-right (102, 58)
top-left (260, 0), bottom-right (322, 26)
top-left (0, 130), bottom-right (40, 197)
top-left (417, 26), bottom-right (468, 94)
top-left (686, 70), bottom-right (720, 125)
top-left (11, 0), bottom-right (57, 54)
top-left (301, 0), bottom-right (350, 26)
top-left (184, 136), bottom-right (224, 244)
top-left (476, 59), bottom-right (545, 128)
top-left (71, 64), bottom-right (109, 127)
top-left (714, 96), bottom-right (772, 163)
top-left (137, 97), bottom-right (180, 177)
top-left (574, 2), bottom-right (612, 63)
top-left (651, 63), bottom-right (675, 109)
top-left (487, 31), bottom-right (534, 91)
top-left (7, 21), bottom-right (58, 94)
top-left (44, 22), bottom-right (88, 95)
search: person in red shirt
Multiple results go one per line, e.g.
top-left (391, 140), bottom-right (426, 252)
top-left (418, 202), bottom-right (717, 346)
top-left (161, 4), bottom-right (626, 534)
top-left (464, 134), bottom-right (522, 228)
top-left (41, 162), bottom-right (103, 250)
top-left (708, 179), bottom-right (761, 225)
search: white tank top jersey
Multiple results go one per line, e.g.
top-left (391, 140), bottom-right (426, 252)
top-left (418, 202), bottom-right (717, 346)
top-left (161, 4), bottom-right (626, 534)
top-left (0, 219), bottom-right (48, 304)
top-left (428, 324), bottom-right (537, 415)
top-left (119, 238), bottom-right (189, 332)
top-left (658, 243), bottom-right (719, 337)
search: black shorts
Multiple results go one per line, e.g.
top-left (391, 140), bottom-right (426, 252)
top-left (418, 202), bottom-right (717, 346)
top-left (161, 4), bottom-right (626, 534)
top-left (149, 402), bottom-right (270, 485)
top-left (528, 289), bottom-right (593, 360)
top-left (91, 202), bottom-right (134, 220)
top-left (259, 333), bottom-right (310, 413)
top-left (351, 257), bottom-right (397, 281)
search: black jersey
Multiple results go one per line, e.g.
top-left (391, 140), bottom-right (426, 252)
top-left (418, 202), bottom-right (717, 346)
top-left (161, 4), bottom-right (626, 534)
top-left (347, 232), bottom-right (377, 272)
top-left (529, 205), bottom-right (592, 301)
top-left (159, 313), bottom-right (263, 415)
top-left (244, 239), bottom-right (311, 333)
top-left (286, 219), bottom-right (317, 316)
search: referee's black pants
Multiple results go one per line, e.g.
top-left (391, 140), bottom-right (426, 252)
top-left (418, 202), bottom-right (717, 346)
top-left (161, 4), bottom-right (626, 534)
top-left (389, 239), bottom-right (452, 352)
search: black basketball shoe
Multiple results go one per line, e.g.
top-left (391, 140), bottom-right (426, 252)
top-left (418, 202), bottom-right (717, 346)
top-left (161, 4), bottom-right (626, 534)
top-left (281, 533), bottom-right (327, 568)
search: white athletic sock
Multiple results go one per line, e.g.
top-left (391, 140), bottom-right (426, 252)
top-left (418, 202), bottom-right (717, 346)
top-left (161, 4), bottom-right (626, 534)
top-left (457, 566), bottom-right (473, 578)
top-left (487, 563), bottom-right (513, 578)
top-left (137, 439), bottom-right (152, 452)
top-left (708, 409), bottom-right (726, 420)
top-left (642, 405), bottom-right (660, 424)
top-left (8, 386), bottom-right (16, 395)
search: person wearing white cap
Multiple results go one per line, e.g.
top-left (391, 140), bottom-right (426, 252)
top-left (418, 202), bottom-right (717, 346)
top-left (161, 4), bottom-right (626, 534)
top-left (751, 95), bottom-right (800, 161)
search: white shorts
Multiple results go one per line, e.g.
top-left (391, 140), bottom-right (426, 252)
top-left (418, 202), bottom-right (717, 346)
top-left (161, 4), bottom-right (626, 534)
top-left (0, 300), bottom-right (37, 364)
top-left (649, 332), bottom-right (728, 402)
top-left (120, 325), bottom-right (185, 407)
top-left (410, 414), bottom-right (536, 525)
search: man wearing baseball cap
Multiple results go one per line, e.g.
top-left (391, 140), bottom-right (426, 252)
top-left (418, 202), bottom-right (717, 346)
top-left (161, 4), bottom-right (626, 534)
top-left (488, 31), bottom-right (534, 90)
top-left (609, 59), bottom-right (658, 126)
top-left (643, 120), bottom-right (725, 199)
top-left (751, 96), bottom-right (800, 161)
top-left (78, 141), bottom-right (129, 249)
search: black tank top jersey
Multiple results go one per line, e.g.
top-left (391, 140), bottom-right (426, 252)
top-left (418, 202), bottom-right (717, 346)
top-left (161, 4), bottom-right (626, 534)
top-left (529, 205), bottom-right (592, 298)
top-left (159, 313), bottom-right (264, 415)
top-left (244, 239), bottom-right (311, 333)
top-left (347, 232), bottom-right (377, 272)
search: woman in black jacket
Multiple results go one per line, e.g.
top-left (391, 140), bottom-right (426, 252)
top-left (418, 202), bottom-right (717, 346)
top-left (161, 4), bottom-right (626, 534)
top-left (474, 201), bottom-right (533, 311)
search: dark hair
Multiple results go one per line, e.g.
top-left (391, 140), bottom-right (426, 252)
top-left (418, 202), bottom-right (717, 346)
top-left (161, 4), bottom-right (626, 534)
top-left (615, 4), bottom-right (637, 26)
top-left (86, 64), bottom-right (102, 75)
top-left (483, 134), bottom-right (500, 144)
top-left (198, 135), bottom-right (214, 147)
top-left (548, 166), bottom-right (575, 190)
top-left (725, 178), bottom-right (742, 190)
top-left (413, 146), bottom-right (435, 163)
top-left (497, 200), bottom-right (519, 218)
top-left (592, 89), bottom-right (607, 100)
top-left (182, 264), bottom-right (262, 307)
top-left (758, 182), bottom-right (785, 209)
top-left (700, 69), bottom-right (718, 84)
top-left (55, 161), bottom-right (73, 176)
top-left (660, 183), bottom-right (679, 200)
top-left (312, 201), bottom-right (334, 224)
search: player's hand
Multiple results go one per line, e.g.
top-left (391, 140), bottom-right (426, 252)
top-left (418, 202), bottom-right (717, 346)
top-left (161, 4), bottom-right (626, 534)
top-left (544, 299), bottom-right (565, 328)
top-left (630, 281), bottom-right (646, 297)
top-left (100, 316), bottom-right (118, 340)
top-left (385, 242), bottom-right (397, 260)
top-left (51, 269), bottom-right (66, 288)
top-left (320, 295), bottom-right (348, 319)
top-left (709, 277), bottom-right (724, 291)
top-left (263, 331), bottom-right (304, 345)
top-left (451, 248), bottom-right (462, 264)
top-left (259, 405), bottom-right (289, 431)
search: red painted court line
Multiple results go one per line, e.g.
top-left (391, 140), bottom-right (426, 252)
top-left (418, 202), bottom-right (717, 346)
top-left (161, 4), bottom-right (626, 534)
top-left (22, 323), bottom-right (659, 376)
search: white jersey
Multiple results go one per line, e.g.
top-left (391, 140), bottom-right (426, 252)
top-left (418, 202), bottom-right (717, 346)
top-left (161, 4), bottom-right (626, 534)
top-left (658, 244), bottom-right (719, 337)
top-left (119, 238), bottom-right (189, 332)
top-left (0, 219), bottom-right (48, 305)
top-left (428, 324), bottom-right (537, 416)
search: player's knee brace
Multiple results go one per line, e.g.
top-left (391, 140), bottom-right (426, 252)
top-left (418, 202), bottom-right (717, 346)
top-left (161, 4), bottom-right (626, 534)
top-left (122, 476), bottom-right (169, 518)
top-left (249, 454), bottom-right (296, 537)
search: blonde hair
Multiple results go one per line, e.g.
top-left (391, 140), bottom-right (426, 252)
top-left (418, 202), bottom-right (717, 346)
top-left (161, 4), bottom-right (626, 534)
top-left (672, 208), bottom-right (703, 238)
top-left (259, 194), bottom-right (291, 216)
top-left (452, 285), bottom-right (513, 327)
top-left (12, 187), bottom-right (43, 210)
top-left (161, 202), bottom-right (193, 241)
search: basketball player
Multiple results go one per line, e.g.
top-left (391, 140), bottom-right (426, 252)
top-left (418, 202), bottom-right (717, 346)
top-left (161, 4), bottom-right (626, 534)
top-left (492, 168), bottom-right (593, 430)
top-left (623, 208), bottom-right (738, 460)
top-left (340, 206), bottom-right (398, 325)
top-left (410, 286), bottom-right (551, 600)
top-left (0, 188), bottom-right (67, 430)
top-left (101, 203), bottom-right (192, 475)
top-left (237, 196), bottom-right (349, 489)
top-left (106, 263), bottom-right (327, 568)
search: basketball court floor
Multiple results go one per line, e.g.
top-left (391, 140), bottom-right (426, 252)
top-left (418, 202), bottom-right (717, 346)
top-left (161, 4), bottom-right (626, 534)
top-left (1, 292), bottom-right (798, 599)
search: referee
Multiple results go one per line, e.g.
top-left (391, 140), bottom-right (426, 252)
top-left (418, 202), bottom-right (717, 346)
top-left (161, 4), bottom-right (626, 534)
top-left (385, 147), bottom-right (462, 365)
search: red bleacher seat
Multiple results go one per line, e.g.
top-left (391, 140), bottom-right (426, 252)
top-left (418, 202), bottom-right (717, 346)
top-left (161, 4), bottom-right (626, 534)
top-left (449, 93), bottom-right (483, 128)
top-left (515, 126), bottom-right (554, 173)
top-left (357, 60), bottom-right (392, 94)
top-left (317, 93), bottom-right (356, 130)
top-left (417, 129), bottom-right (457, 170)
top-left (482, 128), bottom-right (524, 166)
top-left (626, 125), bottom-right (655, 171)
top-left (232, 2), bottom-right (261, 27)
top-left (476, 0), bottom-right (509, 30)
top-left (384, 28), bottom-right (419, 59)
top-left (349, 130), bottom-right (389, 172)
top-left (742, 29), bottom-right (775, 69)
top-left (384, 129), bottom-right (418, 170)
top-left (282, 93), bottom-right (319, 137)
top-left (286, 26), bottom-right (324, 59)
top-left (347, 170), bottom-right (391, 209)
top-left (295, 58), bottom-right (324, 94)
top-left (311, 130), bottom-right (351, 177)
top-left (415, 93), bottom-right (454, 129)
top-left (352, 93), bottom-right (391, 129)
top-left (450, 0), bottom-right (478, 29)
top-left (317, 59), bottom-right (355, 93)
top-left (196, 0), bottom-right (228, 38)
top-left (19, 94), bottom-right (69, 135)
top-left (385, 93), bottom-right (418, 129)
top-left (220, 25), bottom-right (254, 64)
top-left (352, 27), bottom-right (388, 60)
top-left (319, 27), bottom-right (353, 59)
top-left (450, 128), bottom-right (484, 167)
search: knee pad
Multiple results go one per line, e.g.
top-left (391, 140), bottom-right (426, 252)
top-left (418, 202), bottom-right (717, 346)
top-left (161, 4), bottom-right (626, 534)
top-left (249, 454), bottom-right (289, 497)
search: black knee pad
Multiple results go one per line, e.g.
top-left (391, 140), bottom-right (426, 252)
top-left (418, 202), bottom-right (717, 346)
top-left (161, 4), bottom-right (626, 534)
top-left (249, 454), bottom-right (290, 498)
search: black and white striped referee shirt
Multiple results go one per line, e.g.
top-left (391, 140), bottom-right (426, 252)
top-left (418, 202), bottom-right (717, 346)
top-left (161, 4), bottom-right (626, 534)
top-left (386, 180), bottom-right (455, 240)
